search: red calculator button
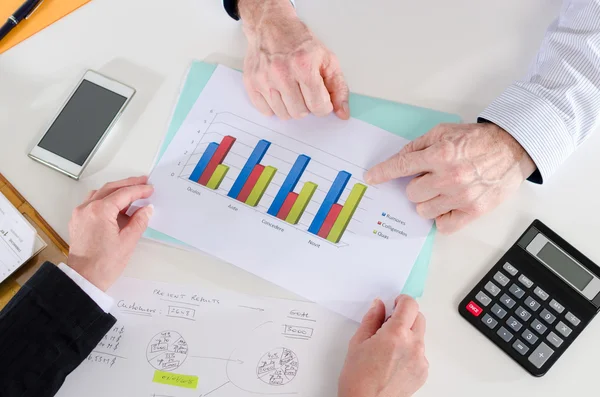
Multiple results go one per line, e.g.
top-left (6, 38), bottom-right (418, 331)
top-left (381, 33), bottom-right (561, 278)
top-left (466, 301), bottom-right (483, 317)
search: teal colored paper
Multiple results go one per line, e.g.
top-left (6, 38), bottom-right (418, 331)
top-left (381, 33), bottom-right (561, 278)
top-left (144, 61), bottom-right (460, 297)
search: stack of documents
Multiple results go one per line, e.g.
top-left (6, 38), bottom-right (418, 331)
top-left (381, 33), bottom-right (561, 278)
top-left (0, 193), bottom-right (46, 284)
top-left (134, 63), bottom-right (461, 322)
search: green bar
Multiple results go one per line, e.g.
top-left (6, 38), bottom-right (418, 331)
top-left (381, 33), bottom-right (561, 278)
top-left (286, 182), bottom-right (317, 225)
top-left (246, 166), bottom-right (277, 207)
top-left (206, 164), bottom-right (229, 190)
top-left (327, 183), bottom-right (368, 243)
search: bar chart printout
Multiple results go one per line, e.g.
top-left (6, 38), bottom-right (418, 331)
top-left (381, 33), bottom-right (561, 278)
top-left (189, 135), bottom-right (236, 190)
top-left (187, 134), bottom-right (368, 244)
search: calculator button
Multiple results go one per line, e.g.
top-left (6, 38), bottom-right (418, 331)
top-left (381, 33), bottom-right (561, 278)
top-left (503, 262), bottom-right (519, 276)
top-left (484, 281), bottom-right (501, 297)
top-left (491, 304), bottom-right (508, 319)
top-left (540, 309), bottom-right (557, 324)
top-left (532, 319), bottom-right (548, 335)
top-left (497, 326), bottom-right (514, 342)
top-left (534, 287), bottom-right (549, 301)
top-left (565, 312), bottom-right (581, 327)
top-left (499, 294), bottom-right (516, 309)
top-left (466, 301), bottom-right (483, 317)
top-left (556, 321), bottom-right (573, 337)
top-left (518, 274), bottom-right (534, 288)
top-left (524, 296), bottom-right (541, 312)
top-left (507, 316), bottom-right (523, 332)
top-left (522, 329), bottom-right (539, 345)
top-left (515, 306), bottom-right (532, 321)
top-left (512, 340), bottom-right (530, 355)
top-left (509, 284), bottom-right (525, 299)
top-left (546, 331), bottom-right (564, 348)
top-left (482, 314), bottom-right (498, 329)
top-left (549, 299), bottom-right (565, 314)
top-left (528, 342), bottom-right (554, 369)
top-left (494, 272), bottom-right (510, 286)
top-left (476, 291), bottom-right (492, 307)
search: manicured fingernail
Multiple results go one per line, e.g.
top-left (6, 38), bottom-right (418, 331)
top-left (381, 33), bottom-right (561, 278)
top-left (364, 171), bottom-right (373, 185)
top-left (146, 204), bottom-right (154, 218)
top-left (370, 298), bottom-right (380, 309)
top-left (342, 101), bottom-right (349, 115)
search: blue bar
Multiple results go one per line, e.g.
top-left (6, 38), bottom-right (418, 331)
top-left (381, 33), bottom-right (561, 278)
top-left (267, 155), bottom-right (311, 216)
top-left (308, 171), bottom-right (352, 234)
top-left (189, 143), bottom-right (219, 182)
top-left (228, 139), bottom-right (272, 199)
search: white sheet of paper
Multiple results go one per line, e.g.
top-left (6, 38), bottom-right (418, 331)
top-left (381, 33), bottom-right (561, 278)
top-left (0, 193), bottom-right (36, 282)
top-left (57, 277), bottom-right (358, 397)
top-left (139, 65), bottom-right (433, 322)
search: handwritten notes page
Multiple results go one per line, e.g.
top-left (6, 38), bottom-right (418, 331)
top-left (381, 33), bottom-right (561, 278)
top-left (57, 277), bottom-right (358, 397)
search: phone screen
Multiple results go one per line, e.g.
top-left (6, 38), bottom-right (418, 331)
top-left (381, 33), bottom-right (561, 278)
top-left (38, 80), bottom-right (128, 166)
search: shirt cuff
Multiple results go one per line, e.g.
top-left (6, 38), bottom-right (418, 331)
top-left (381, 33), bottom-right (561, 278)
top-left (58, 263), bottom-right (114, 313)
top-left (479, 83), bottom-right (575, 184)
top-left (223, 0), bottom-right (296, 20)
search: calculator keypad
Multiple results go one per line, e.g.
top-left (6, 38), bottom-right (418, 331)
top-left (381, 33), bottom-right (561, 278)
top-left (540, 309), bottom-right (557, 324)
top-left (500, 294), bottom-right (516, 309)
top-left (534, 287), bottom-right (549, 301)
top-left (494, 272), bottom-right (510, 287)
top-left (461, 261), bottom-right (585, 375)
top-left (485, 282), bottom-right (501, 297)
top-left (509, 284), bottom-right (525, 299)
top-left (531, 319), bottom-right (548, 335)
top-left (550, 299), bottom-right (565, 314)
top-left (476, 291), bottom-right (492, 307)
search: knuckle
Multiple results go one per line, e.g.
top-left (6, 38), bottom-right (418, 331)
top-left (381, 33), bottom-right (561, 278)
top-left (437, 141), bottom-right (456, 163)
top-left (393, 155), bottom-right (410, 175)
top-left (270, 59), bottom-right (291, 80)
top-left (291, 50), bottom-right (314, 72)
top-left (447, 167), bottom-right (467, 186)
top-left (88, 200), bottom-right (105, 215)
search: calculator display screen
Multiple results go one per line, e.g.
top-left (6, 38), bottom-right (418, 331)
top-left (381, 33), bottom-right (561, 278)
top-left (538, 242), bottom-right (593, 290)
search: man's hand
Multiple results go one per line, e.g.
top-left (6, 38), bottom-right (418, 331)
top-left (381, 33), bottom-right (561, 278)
top-left (67, 176), bottom-right (154, 291)
top-left (339, 296), bottom-right (428, 397)
top-left (239, 0), bottom-right (349, 120)
top-left (365, 123), bottom-right (537, 234)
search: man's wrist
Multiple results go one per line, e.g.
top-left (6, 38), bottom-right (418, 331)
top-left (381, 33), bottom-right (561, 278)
top-left (239, 0), bottom-right (297, 38)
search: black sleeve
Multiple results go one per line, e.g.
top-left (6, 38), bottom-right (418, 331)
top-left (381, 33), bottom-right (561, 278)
top-left (223, 0), bottom-right (241, 20)
top-left (0, 262), bottom-right (116, 397)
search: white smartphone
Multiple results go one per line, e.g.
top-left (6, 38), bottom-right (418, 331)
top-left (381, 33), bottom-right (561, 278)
top-left (28, 70), bottom-right (136, 180)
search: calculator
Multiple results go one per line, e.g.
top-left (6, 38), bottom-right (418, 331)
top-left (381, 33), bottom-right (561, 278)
top-left (459, 220), bottom-right (600, 376)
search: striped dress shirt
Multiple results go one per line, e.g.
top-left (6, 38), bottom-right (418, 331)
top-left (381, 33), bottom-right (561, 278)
top-left (225, 0), bottom-right (600, 183)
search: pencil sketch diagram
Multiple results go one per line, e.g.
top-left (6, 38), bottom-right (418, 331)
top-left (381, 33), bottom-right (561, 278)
top-left (146, 330), bottom-right (189, 371)
top-left (257, 348), bottom-right (299, 386)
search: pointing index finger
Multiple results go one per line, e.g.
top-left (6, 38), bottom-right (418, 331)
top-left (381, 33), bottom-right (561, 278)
top-left (365, 150), bottom-right (431, 185)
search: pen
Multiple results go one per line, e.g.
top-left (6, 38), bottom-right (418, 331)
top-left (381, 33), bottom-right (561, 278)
top-left (0, 0), bottom-right (44, 42)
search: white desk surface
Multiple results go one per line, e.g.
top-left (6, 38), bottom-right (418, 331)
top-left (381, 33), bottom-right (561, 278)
top-left (1, 0), bottom-right (599, 395)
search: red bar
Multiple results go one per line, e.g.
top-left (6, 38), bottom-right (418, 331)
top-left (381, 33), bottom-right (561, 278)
top-left (277, 192), bottom-right (299, 220)
top-left (237, 164), bottom-right (265, 202)
top-left (198, 135), bottom-right (236, 185)
top-left (317, 203), bottom-right (343, 238)
top-left (466, 301), bottom-right (483, 317)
